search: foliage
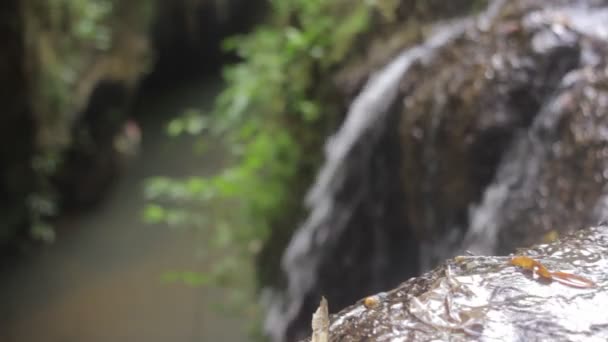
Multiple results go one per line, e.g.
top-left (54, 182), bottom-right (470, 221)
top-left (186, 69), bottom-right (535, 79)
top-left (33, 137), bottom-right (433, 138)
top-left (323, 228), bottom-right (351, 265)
top-left (47, 0), bottom-right (114, 49)
top-left (144, 0), bottom-right (377, 320)
top-left (20, 0), bottom-right (153, 242)
top-left (36, 0), bottom-right (115, 117)
top-left (19, 0), bottom-right (116, 242)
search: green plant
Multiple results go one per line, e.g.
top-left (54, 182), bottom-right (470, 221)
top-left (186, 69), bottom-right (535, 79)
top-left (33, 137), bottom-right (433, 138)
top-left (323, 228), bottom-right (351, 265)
top-left (19, 0), bottom-right (154, 242)
top-left (23, 0), bottom-right (116, 242)
top-left (144, 0), bottom-right (378, 328)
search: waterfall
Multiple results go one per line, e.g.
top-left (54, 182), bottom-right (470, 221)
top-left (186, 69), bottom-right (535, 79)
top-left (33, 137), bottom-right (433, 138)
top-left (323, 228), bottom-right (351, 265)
top-left (462, 4), bottom-right (608, 255)
top-left (263, 2), bottom-right (507, 340)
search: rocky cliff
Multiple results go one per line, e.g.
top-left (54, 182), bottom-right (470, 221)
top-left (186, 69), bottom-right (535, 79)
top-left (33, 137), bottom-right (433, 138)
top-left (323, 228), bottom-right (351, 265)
top-left (266, 0), bottom-right (608, 340)
top-left (0, 0), bottom-right (152, 244)
top-left (0, 0), bottom-right (261, 245)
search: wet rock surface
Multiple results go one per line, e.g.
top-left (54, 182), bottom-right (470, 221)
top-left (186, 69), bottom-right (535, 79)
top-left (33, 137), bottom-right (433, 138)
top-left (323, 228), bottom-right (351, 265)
top-left (398, 0), bottom-right (608, 267)
top-left (266, 20), bottom-right (476, 342)
top-left (462, 4), bottom-right (608, 255)
top-left (334, 0), bottom-right (488, 102)
top-left (396, 0), bottom-right (608, 262)
top-left (300, 225), bottom-right (608, 341)
top-left (269, 0), bottom-right (608, 340)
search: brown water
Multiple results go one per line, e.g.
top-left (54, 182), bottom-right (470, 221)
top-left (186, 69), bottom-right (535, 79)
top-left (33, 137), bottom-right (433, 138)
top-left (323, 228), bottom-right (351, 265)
top-left (0, 78), bottom-right (250, 342)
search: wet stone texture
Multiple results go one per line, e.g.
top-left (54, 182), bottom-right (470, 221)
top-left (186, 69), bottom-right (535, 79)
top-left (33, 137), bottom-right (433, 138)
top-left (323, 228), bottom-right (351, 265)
top-left (460, 1), bottom-right (608, 256)
top-left (398, 0), bottom-right (591, 267)
top-left (301, 226), bottom-right (608, 341)
top-left (272, 0), bottom-right (608, 340)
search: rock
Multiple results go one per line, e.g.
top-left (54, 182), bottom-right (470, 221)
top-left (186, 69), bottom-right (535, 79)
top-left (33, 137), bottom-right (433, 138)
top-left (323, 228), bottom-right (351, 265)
top-left (299, 225), bottom-right (608, 341)
top-left (268, 0), bottom-right (608, 340)
top-left (0, 0), bottom-right (262, 236)
top-left (334, 0), bottom-right (487, 102)
top-left (398, 0), bottom-right (585, 267)
top-left (57, 0), bottom-right (263, 210)
top-left (462, 5), bottom-right (608, 255)
top-left (0, 0), bottom-right (152, 241)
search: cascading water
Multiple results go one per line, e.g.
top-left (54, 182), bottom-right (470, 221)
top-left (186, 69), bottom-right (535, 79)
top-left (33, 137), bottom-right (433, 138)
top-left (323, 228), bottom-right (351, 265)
top-left (264, 0), bottom-right (608, 340)
top-left (462, 4), bottom-right (608, 255)
top-left (264, 2), bottom-right (506, 340)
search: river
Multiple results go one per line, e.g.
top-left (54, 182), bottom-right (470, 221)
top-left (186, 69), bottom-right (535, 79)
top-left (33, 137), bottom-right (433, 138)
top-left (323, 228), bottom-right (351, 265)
top-left (0, 77), bottom-right (250, 341)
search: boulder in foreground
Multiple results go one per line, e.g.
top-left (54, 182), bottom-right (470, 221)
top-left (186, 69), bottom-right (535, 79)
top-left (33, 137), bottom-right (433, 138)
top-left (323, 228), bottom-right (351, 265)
top-left (302, 225), bottom-right (608, 341)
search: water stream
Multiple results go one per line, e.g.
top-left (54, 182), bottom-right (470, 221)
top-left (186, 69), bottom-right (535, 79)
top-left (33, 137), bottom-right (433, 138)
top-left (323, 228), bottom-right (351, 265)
top-left (265, 2), bottom-right (509, 340)
top-left (265, 17), bottom-right (473, 342)
top-left (0, 78), bottom-right (248, 342)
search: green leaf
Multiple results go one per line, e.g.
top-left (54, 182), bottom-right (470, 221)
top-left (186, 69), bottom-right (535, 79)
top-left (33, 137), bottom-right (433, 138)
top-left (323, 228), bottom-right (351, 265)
top-left (143, 204), bottom-right (165, 223)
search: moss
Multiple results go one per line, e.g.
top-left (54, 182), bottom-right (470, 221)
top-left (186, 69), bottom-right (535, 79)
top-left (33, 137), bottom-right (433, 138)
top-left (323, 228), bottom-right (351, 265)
top-left (0, 0), bottom-right (154, 244)
top-left (141, 0), bottom-right (493, 336)
top-left (254, 0), bottom-right (492, 289)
